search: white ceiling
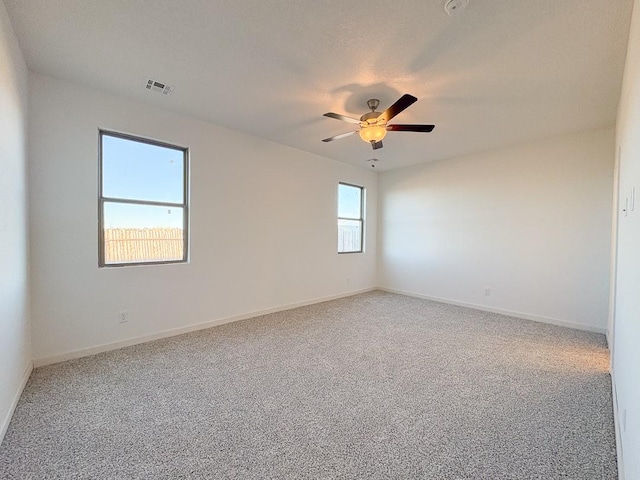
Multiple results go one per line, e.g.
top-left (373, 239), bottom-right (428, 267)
top-left (4, 0), bottom-right (634, 171)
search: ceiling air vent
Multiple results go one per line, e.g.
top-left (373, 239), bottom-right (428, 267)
top-left (444, 0), bottom-right (468, 16)
top-left (144, 78), bottom-right (174, 95)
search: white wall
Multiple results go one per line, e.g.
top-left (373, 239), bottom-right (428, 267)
top-left (0, 0), bottom-right (31, 443)
top-left (378, 128), bottom-right (614, 332)
top-left (28, 72), bottom-right (377, 364)
top-left (612, 0), bottom-right (640, 477)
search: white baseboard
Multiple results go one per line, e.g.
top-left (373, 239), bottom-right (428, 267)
top-left (378, 287), bottom-right (606, 334)
top-left (0, 361), bottom-right (33, 446)
top-left (611, 368), bottom-right (625, 480)
top-left (33, 287), bottom-right (376, 367)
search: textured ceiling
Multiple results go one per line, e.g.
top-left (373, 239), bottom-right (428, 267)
top-left (4, 0), bottom-right (634, 171)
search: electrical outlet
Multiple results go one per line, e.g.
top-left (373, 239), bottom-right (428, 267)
top-left (623, 408), bottom-right (627, 432)
top-left (118, 311), bottom-right (129, 323)
top-left (484, 288), bottom-right (491, 296)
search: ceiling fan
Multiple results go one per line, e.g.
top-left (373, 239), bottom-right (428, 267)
top-left (322, 94), bottom-right (435, 150)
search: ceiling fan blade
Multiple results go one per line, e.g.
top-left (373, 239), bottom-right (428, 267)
top-left (322, 131), bottom-right (358, 142)
top-left (377, 94), bottom-right (418, 123)
top-left (323, 112), bottom-right (361, 124)
top-left (372, 140), bottom-right (383, 150)
top-left (386, 124), bottom-right (435, 132)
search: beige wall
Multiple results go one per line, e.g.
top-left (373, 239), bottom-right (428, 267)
top-left (612, 0), bottom-right (640, 477)
top-left (28, 72), bottom-right (377, 364)
top-left (0, 0), bottom-right (31, 443)
top-left (378, 127), bottom-right (614, 332)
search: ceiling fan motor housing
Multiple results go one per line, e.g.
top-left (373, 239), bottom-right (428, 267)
top-left (360, 111), bottom-right (382, 123)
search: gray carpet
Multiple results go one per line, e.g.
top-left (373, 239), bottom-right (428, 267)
top-left (0, 291), bottom-right (617, 479)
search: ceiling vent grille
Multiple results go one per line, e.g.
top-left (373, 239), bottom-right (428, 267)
top-left (444, 0), bottom-right (468, 16)
top-left (144, 78), bottom-right (174, 95)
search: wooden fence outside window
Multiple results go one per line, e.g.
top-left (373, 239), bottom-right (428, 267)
top-left (103, 228), bottom-right (184, 264)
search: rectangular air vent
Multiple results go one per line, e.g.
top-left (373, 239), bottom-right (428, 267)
top-left (144, 78), bottom-right (174, 95)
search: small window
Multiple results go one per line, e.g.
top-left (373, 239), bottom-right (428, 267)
top-left (338, 183), bottom-right (364, 253)
top-left (98, 131), bottom-right (188, 267)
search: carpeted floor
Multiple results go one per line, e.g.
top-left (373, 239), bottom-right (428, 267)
top-left (0, 291), bottom-right (617, 479)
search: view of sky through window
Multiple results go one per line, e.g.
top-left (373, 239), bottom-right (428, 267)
top-left (103, 203), bottom-right (184, 229)
top-left (102, 135), bottom-right (185, 229)
top-left (102, 135), bottom-right (184, 202)
top-left (338, 183), bottom-right (361, 219)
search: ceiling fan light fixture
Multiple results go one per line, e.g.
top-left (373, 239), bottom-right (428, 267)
top-left (359, 124), bottom-right (387, 143)
top-left (322, 94), bottom-right (433, 149)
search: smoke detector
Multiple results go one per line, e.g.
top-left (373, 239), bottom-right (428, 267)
top-left (444, 0), bottom-right (468, 16)
top-left (144, 78), bottom-right (174, 95)
top-left (367, 158), bottom-right (379, 168)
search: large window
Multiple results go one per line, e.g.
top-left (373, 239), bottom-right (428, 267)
top-left (338, 182), bottom-right (364, 253)
top-left (99, 131), bottom-right (189, 267)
